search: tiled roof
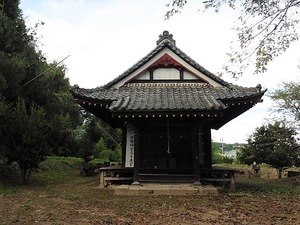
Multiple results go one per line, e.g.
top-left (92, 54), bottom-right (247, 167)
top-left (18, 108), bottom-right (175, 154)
top-left (72, 83), bottom-right (265, 113)
top-left (71, 31), bottom-right (266, 128)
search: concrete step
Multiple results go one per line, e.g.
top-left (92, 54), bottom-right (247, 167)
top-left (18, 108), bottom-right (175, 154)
top-left (138, 173), bottom-right (194, 183)
top-left (114, 184), bottom-right (219, 195)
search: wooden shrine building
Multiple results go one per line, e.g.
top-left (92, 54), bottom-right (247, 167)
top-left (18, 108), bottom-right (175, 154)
top-left (72, 31), bottom-right (266, 187)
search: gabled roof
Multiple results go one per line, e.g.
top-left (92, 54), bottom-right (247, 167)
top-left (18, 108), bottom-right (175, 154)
top-left (71, 31), bottom-right (266, 129)
top-left (104, 31), bottom-right (230, 88)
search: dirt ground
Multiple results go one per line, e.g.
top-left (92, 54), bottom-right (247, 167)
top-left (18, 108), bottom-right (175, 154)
top-left (0, 175), bottom-right (299, 225)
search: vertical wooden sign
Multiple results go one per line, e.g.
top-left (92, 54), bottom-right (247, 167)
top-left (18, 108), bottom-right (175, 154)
top-left (125, 123), bottom-right (135, 167)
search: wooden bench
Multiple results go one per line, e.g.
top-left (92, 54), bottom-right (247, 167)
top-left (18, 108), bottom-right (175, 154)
top-left (200, 167), bottom-right (236, 191)
top-left (102, 177), bottom-right (133, 187)
top-left (201, 178), bottom-right (231, 182)
top-left (287, 170), bottom-right (300, 177)
top-left (99, 165), bottom-right (133, 187)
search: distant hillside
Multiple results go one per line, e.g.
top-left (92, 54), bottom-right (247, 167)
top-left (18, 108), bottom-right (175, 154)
top-left (213, 142), bottom-right (245, 153)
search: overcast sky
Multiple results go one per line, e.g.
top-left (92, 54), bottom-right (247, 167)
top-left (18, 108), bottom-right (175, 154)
top-left (20, 0), bottom-right (300, 144)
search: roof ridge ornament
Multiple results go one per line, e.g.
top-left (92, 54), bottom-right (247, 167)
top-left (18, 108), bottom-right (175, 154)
top-left (157, 30), bottom-right (176, 46)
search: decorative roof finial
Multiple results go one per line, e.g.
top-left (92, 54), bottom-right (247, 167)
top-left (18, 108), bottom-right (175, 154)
top-left (256, 84), bottom-right (262, 92)
top-left (156, 31), bottom-right (176, 46)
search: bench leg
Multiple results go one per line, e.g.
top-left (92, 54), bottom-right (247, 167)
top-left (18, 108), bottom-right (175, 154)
top-left (99, 171), bottom-right (105, 187)
top-left (229, 172), bottom-right (236, 191)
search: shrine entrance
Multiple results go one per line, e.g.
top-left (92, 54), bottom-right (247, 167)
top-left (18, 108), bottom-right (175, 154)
top-left (139, 123), bottom-right (193, 173)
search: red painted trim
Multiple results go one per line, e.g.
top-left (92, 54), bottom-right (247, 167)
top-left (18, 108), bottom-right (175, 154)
top-left (151, 53), bottom-right (182, 67)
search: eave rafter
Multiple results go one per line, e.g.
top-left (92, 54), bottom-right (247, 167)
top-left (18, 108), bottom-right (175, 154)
top-left (77, 99), bottom-right (110, 108)
top-left (111, 111), bottom-right (224, 119)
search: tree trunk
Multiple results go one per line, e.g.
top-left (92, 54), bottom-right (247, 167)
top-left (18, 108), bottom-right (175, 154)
top-left (277, 168), bottom-right (283, 179)
top-left (20, 167), bottom-right (32, 185)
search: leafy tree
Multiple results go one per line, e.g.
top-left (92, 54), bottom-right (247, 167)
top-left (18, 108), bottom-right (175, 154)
top-left (271, 81), bottom-right (300, 127)
top-left (111, 144), bottom-right (122, 162)
top-left (85, 114), bottom-right (122, 150)
top-left (72, 126), bottom-right (95, 163)
top-left (0, 96), bottom-right (10, 156)
top-left (91, 135), bottom-right (122, 163)
top-left (93, 136), bottom-right (112, 162)
top-left (1, 99), bottom-right (49, 184)
top-left (99, 148), bottom-right (122, 163)
top-left (166, 0), bottom-right (300, 76)
top-left (71, 113), bottom-right (122, 163)
top-left (0, 0), bottom-right (44, 100)
top-left (0, 0), bottom-right (84, 185)
top-left (0, 0), bottom-right (49, 184)
top-left (29, 64), bottom-right (83, 156)
top-left (212, 141), bottom-right (223, 164)
top-left (212, 141), bottom-right (235, 164)
top-left (221, 155), bottom-right (235, 164)
top-left (237, 121), bottom-right (300, 178)
top-left (95, 137), bottom-right (108, 157)
top-left (0, 0), bottom-right (83, 160)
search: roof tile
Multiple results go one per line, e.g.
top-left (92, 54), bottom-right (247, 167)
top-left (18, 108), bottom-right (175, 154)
top-left (72, 83), bottom-right (265, 113)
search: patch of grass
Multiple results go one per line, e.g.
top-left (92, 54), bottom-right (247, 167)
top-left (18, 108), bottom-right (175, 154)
top-left (46, 156), bottom-right (84, 163)
top-left (218, 163), bottom-right (300, 196)
top-left (30, 156), bottom-right (85, 185)
top-left (235, 175), bottom-right (300, 196)
top-left (0, 186), bottom-right (17, 195)
top-left (0, 156), bottom-right (86, 188)
top-left (89, 158), bottom-right (105, 164)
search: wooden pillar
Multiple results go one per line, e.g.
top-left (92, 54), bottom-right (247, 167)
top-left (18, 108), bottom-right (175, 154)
top-left (132, 132), bottom-right (141, 186)
top-left (204, 127), bottom-right (212, 167)
top-left (121, 124), bottom-right (127, 168)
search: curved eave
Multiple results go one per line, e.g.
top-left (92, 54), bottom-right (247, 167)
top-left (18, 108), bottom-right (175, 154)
top-left (212, 91), bottom-right (266, 129)
top-left (71, 85), bottom-right (266, 129)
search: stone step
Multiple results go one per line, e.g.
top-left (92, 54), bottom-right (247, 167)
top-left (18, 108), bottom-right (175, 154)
top-left (114, 184), bottom-right (219, 196)
top-left (138, 173), bottom-right (194, 183)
